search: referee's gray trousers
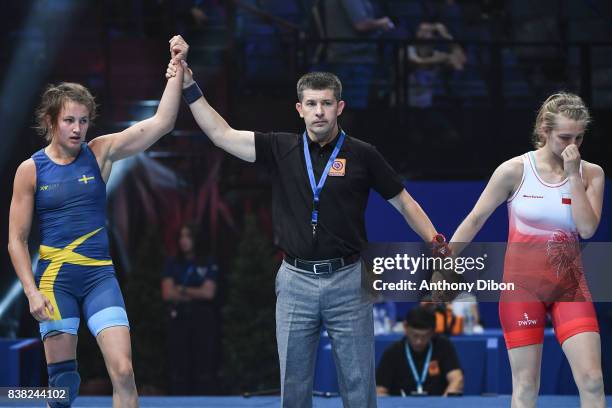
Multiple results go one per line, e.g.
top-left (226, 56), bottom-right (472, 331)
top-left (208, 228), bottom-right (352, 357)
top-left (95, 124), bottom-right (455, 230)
top-left (275, 259), bottom-right (376, 408)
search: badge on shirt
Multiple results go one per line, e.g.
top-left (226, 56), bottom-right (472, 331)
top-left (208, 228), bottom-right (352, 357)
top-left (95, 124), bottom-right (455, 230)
top-left (78, 175), bottom-right (95, 184)
top-left (328, 158), bottom-right (346, 177)
top-left (428, 360), bottom-right (440, 376)
top-left (561, 193), bottom-right (571, 205)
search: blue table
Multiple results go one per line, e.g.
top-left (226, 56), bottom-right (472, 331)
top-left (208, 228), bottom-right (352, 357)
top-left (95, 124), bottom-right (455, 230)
top-left (0, 338), bottom-right (42, 387)
top-left (314, 329), bottom-right (574, 395)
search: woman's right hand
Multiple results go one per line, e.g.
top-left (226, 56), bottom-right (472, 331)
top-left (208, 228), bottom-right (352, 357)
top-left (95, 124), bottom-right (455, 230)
top-left (27, 290), bottom-right (53, 321)
top-left (166, 60), bottom-right (194, 88)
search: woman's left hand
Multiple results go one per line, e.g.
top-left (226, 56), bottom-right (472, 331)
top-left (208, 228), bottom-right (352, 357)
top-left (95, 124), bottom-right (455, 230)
top-left (562, 144), bottom-right (581, 177)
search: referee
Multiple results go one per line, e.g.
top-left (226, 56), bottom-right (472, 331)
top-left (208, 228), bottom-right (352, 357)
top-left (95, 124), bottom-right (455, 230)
top-left (166, 36), bottom-right (445, 408)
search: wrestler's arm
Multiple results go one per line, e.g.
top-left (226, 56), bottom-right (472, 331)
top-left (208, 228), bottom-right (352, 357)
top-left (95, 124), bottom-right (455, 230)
top-left (7, 159), bottom-right (54, 321)
top-left (449, 157), bottom-right (523, 254)
top-left (89, 48), bottom-right (184, 179)
top-left (166, 37), bottom-right (256, 162)
top-left (564, 147), bottom-right (604, 238)
top-left (388, 189), bottom-right (438, 242)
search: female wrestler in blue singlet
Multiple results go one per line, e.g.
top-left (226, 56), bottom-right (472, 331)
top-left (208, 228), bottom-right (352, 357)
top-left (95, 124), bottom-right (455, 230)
top-left (8, 37), bottom-right (186, 407)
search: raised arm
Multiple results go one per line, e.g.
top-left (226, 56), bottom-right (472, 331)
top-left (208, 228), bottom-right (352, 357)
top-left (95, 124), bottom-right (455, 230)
top-left (450, 157), bottom-right (523, 253)
top-left (167, 36), bottom-right (256, 162)
top-left (89, 44), bottom-right (184, 180)
top-left (388, 190), bottom-right (438, 242)
top-left (8, 160), bottom-right (54, 321)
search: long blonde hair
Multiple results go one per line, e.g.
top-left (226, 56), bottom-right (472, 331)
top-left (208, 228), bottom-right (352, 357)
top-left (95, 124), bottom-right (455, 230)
top-left (532, 92), bottom-right (590, 148)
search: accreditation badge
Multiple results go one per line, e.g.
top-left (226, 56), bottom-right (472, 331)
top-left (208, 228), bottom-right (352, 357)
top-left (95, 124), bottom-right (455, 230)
top-left (428, 360), bottom-right (440, 376)
top-left (328, 158), bottom-right (346, 176)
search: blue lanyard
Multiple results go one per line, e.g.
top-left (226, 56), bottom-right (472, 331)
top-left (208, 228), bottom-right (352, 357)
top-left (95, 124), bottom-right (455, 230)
top-left (302, 130), bottom-right (346, 237)
top-left (404, 341), bottom-right (432, 394)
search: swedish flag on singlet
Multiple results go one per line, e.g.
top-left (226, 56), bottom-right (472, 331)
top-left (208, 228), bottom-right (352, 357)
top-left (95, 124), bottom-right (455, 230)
top-left (33, 142), bottom-right (110, 262)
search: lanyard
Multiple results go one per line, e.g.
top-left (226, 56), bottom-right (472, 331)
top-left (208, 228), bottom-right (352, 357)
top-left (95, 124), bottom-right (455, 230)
top-left (404, 340), bottom-right (432, 394)
top-left (302, 130), bottom-right (346, 237)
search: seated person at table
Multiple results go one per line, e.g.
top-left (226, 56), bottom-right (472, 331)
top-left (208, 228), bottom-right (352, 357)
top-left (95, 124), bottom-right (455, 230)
top-left (376, 306), bottom-right (464, 396)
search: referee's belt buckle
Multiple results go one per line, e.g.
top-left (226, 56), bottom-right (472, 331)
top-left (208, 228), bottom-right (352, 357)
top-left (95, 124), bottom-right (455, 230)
top-left (313, 262), bottom-right (333, 275)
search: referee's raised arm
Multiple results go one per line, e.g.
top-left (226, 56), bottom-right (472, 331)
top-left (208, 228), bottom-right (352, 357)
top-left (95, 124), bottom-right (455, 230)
top-left (166, 36), bottom-right (256, 162)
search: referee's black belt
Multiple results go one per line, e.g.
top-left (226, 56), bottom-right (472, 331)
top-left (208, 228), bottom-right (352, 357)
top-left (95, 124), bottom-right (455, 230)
top-left (283, 253), bottom-right (360, 275)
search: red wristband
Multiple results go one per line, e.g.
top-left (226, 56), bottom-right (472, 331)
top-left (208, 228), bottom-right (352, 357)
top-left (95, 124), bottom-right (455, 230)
top-left (431, 233), bottom-right (452, 257)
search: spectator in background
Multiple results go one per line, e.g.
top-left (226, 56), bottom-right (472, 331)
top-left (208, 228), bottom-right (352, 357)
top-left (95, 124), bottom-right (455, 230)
top-left (450, 292), bottom-right (483, 334)
top-left (324, 0), bottom-right (395, 109)
top-left (179, 0), bottom-right (225, 30)
top-left (421, 293), bottom-right (484, 335)
top-left (141, 0), bottom-right (223, 38)
top-left (376, 306), bottom-right (464, 396)
top-left (407, 21), bottom-right (466, 108)
top-left (373, 300), bottom-right (398, 335)
top-left (189, 0), bottom-right (210, 26)
top-left (420, 297), bottom-right (463, 336)
top-left (161, 223), bottom-right (219, 395)
top-left (402, 20), bottom-right (466, 162)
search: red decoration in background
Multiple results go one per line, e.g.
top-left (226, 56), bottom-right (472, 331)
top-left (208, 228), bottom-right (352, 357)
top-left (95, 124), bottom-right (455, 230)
top-left (110, 151), bottom-right (237, 266)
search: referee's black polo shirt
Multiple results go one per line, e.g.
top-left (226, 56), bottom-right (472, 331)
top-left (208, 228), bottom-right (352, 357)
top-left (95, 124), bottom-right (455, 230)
top-left (254, 130), bottom-right (404, 261)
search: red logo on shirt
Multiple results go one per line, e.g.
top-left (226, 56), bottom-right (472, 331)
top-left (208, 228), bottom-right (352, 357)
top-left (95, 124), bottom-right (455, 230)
top-left (561, 194), bottom-right (571, 205)
top-left (428, 360), bottom-right (440, 376)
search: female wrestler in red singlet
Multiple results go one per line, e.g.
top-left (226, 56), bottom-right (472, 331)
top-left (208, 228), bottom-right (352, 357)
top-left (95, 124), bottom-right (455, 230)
top-left (450, 92), bottom-right (605, 408)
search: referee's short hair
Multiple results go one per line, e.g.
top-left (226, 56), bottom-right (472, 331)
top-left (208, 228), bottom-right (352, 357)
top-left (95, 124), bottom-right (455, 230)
top-left (297, 72), bottom-right (342, 102)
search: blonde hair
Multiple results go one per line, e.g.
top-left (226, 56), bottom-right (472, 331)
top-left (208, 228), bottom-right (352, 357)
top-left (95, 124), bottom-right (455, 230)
top-left (34, 82), bottom-right (97, 142)
top-left (532, 92), bottom-right (590, 148)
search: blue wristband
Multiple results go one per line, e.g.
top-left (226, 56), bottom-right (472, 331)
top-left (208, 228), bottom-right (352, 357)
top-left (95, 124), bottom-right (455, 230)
top-left (182, 82), bottom-right (203, 104)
